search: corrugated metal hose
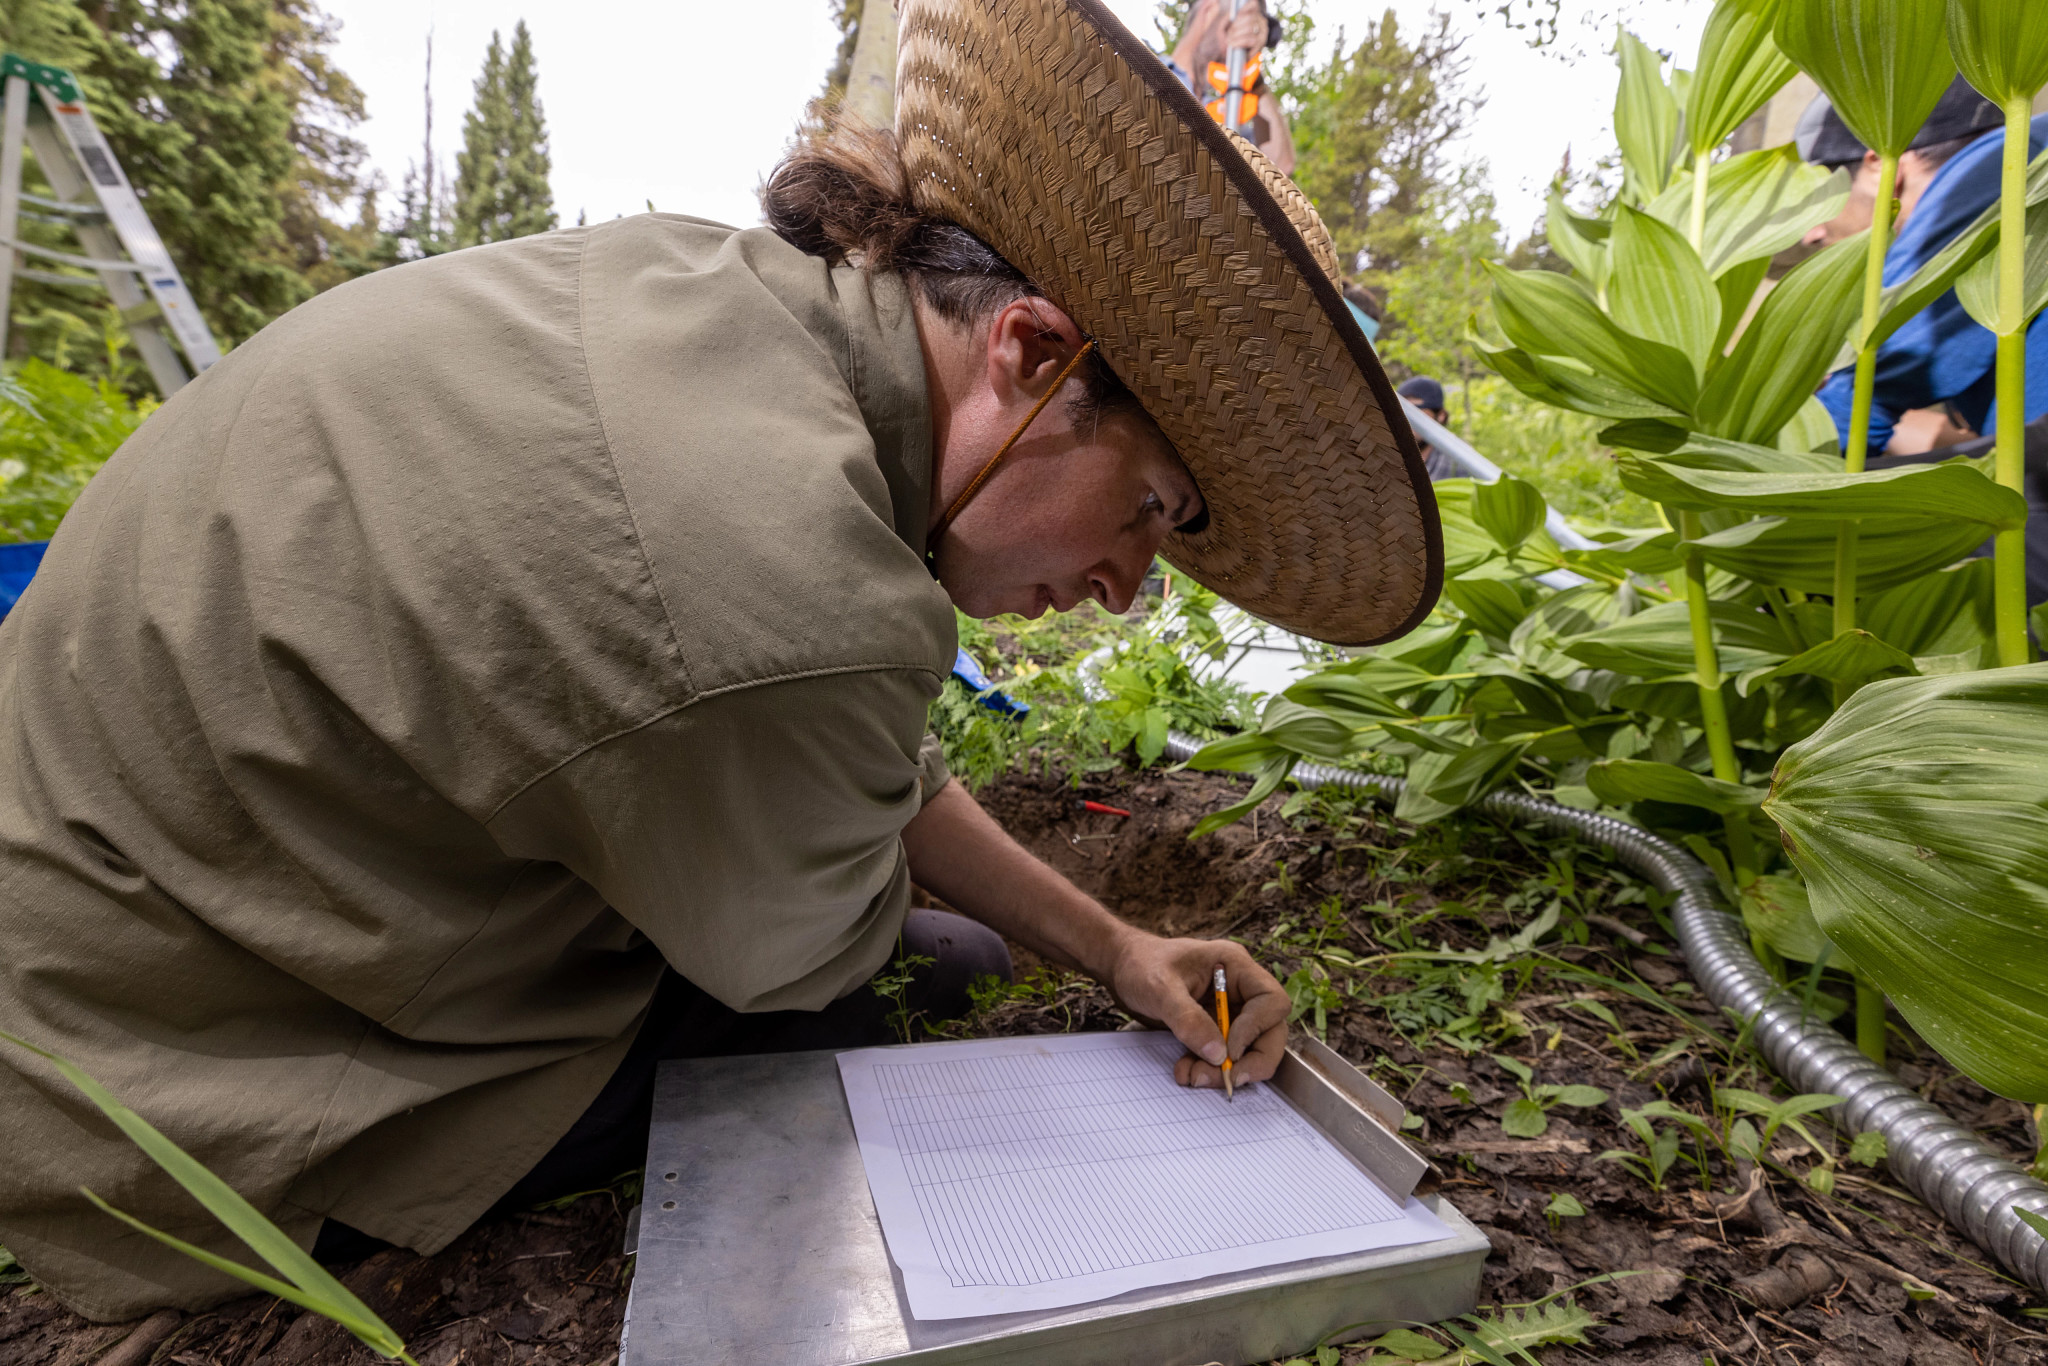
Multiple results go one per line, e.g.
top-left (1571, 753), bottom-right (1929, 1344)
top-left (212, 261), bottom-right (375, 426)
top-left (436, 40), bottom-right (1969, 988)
top-left (1160, 732), bottom-right (2048, 1293)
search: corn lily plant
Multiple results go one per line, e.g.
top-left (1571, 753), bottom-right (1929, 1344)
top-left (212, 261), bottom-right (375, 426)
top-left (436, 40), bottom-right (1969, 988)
top-left (1191, 0), bottom-right (2045, 1093)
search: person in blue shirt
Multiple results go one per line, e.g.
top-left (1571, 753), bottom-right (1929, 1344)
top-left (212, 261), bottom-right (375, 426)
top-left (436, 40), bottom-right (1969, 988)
top-left (1803, 80), bottom-right (2048, 459)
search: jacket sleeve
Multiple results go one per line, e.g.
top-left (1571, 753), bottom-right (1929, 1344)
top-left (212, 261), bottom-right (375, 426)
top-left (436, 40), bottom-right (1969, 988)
top-left (485, 667), bottom-right (945, 1013)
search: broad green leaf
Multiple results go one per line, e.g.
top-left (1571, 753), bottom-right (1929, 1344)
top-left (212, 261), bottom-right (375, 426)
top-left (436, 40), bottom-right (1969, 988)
top-left (1545, 1192), bottom-right (1587, 1218)
top-left (1446, 577), bottom-right (1532, 641)
top-left (1184, 729), bottom-right (1290, 772)
top-left (1658, 433), bottom-right (1839, 473)
top-left (1616, 28), bottom-right (1684, 203)
top-left (1735, 628), bottom-right (1919, 694)
top-left (1955, 194), bottom-right (2048, 335)
top-left (1491, 1052), bottom-right (1535, 1084)
top-left (1562, 599), bottom-right (1795, 680)
top-left (1546, 187), bottom-right (1612, 290)
top-left (1587, 757), bottom-right (1765, 813)
top-left (1947, 0), bottom-right (2048, 108)
top-left (1379, 721), bottom-right (1468, 757)
top-left (1689, 0), bottom-right (1799, 156)
top-left (1501, 1097), bottom-right (1551, 1138)
top-left (1608, 206), bottom-right (1722, 372)
top-left (1777, 396), bottom-right (1838, 455)
top-left (0, 1030), bottom-right (411, 1360)
top-left (2017, 1207), bottom-right (2048, 1241)
top-left (1561, 529), bottom-right (1684, 578)
top-left (1697, 232), bottom-right (1867, 442)
top-left (1763, 664), bottom-right (2048, 1100)
top-left (1471, 314), bottom-right (1688, 423)
top-left (1646, 146), bottom-right (1851, 277)
top-left (1367, 1328), bottom-right (1449, 1361)
top-left (1473, 474), bottom-right (1548, 555)
top-left (1189, 755), bottom-right (1296, 838)
top-left (1861, 558), bottom-right (1997, 657)
top-left (1742, 872), bottom-right (1844, 963)
top-left (1714, 254), bottom-right (1773, 356)
top-left (1397, 739), bottom-right (1527, 824)
top-left (1763, 1092), bottom-right (1846, 1140)
top-left (1617, 455), bottom-right (2027, 528)
top-left (1541, 1084), bottom-right (1613, 1107)
top-left (1258, 697), bottom-right (1362, 762)
top-left (1775, 0), bottom-right (1954, 158)
top-left (1485, 265), bottom-right (1698, 412)
top-left (1280, 672), bottom-right (1411, 722)
top-left (1684, 513), bottom-right (1990, 596)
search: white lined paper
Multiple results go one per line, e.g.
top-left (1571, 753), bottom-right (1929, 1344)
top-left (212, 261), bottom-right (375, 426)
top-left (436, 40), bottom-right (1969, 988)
top-left (838, 1031), bottom-right (1451, 1318)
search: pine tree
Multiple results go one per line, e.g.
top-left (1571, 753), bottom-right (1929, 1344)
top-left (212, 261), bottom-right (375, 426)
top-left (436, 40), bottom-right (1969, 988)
top-left (453, 22), bottom-right (555, 248)
top-left (0, 0), bottom-right (373, 380)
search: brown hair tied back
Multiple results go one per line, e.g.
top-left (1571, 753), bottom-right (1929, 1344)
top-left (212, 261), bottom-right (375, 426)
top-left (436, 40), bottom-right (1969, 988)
top-left (761, 118), bottom-right (1151, 429)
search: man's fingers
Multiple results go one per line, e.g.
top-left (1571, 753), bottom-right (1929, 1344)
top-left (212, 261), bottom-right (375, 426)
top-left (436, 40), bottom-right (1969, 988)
top-left (1151, 981), bottom-right (1227, 1066)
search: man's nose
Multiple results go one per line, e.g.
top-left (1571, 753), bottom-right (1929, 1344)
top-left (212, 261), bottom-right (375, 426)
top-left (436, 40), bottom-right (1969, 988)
top-left (1090, 548), bottom-right (1151, 614)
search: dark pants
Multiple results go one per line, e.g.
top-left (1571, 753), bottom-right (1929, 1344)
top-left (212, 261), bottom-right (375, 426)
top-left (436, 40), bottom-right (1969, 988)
top-left (313, 908), bottom-right (1011, 1263)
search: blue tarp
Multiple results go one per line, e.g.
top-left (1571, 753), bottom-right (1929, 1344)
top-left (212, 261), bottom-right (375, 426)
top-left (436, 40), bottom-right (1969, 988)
top-left (0, 541), bottom-right (48, 620)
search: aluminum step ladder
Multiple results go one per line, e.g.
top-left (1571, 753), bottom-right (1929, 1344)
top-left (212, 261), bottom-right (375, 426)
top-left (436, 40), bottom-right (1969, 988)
top-left (0, 53), bottom-right (221, 395)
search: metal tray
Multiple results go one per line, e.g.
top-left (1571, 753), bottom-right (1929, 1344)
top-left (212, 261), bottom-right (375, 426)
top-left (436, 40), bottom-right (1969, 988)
top-left (623, 1041), bottom-right (1488, 1366)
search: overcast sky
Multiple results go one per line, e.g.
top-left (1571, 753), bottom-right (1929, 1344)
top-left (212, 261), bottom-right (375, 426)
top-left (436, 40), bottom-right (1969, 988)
top-left (321, 0), bottom-right (1712, 243)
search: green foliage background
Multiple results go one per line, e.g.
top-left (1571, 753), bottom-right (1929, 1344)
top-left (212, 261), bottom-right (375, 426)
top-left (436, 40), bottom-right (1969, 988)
top-left (453, 22), bottom-right (556, 247)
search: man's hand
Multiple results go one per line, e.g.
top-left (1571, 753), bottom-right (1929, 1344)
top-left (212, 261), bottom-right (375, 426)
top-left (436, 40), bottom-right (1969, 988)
top-left (901, 780), bottom-right (1290, 1088)
top-left (1103, 932), bottom-right (1290, 1090)
top-left (1222, 2), bottom-right (1269, 57)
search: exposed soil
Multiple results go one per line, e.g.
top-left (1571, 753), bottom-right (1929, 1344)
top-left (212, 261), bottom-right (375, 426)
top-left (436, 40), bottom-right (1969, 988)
top-left (6, 764), bottom-right (2045, 1365)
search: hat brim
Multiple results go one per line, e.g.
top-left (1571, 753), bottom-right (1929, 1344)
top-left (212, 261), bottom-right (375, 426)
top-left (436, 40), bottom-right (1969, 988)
top-left (898, 0), bottom-right (1443, 646)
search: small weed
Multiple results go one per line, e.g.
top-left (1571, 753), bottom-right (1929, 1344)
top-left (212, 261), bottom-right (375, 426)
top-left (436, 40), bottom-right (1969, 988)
top-left (1543, 1192), bottom-right (1586, 1230)
top-left (1489, 1054), bottom-right (1607, 1139)
top-left (872, 942), bottom-right (937, 1044)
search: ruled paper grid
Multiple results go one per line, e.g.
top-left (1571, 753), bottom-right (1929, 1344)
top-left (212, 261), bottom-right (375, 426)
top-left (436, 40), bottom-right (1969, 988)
top-left (839, 1031), bottom-right (1451, 1318)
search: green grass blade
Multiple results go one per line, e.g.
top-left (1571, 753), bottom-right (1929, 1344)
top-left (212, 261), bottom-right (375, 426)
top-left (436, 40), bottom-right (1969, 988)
top-left (0, 1030), bottom-right (408, 1359)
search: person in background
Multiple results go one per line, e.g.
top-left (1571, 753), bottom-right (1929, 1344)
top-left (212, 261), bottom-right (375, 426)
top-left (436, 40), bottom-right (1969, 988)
top-left (1800, 78), bottom-right (2048, 458)
top-left (1397, 375), bottom-right (1461, 481)
top-left (1166, 0), bottom-right (1296, 173)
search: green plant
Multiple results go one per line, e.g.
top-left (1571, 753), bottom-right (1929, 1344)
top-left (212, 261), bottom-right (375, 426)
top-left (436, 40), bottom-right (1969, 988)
top-left (0, 1030), bottom-right (415, 1361)
top-left (1601, 1102), bottom-right (1696, 1191)
top-left (871, 941), bottom-right (937, 1044)
top-left (1542, 1191), bottom-right (1585, 1229)
top-left (0, 358), bottom-right (153, 542)
top-left (1489, 1053), bottom-right (1608, 1138)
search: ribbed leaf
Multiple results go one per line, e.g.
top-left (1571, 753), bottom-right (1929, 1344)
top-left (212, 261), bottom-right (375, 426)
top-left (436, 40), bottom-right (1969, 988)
top-left (1471, 321), bottom-right (1688, 422)
top-left (1742, 873), bottom-right (1845, 965)
top-left (1646, 146), bottom-right (1851, 277)
top-left (1777, 396), bottom-right (1838, 455)
top-left (1587, 757), bottom-right (1765, 812)
top-left (1545, 187), bottom-right (1612, 290)
top-left (1955, 194), bottom-right (2048, 335)
top-left (1763, 665), bottom-right (2048, 1100)
top-left (1774, 0), bottom-right (1955, 157)
top-left (1396, 740), bottom-right (1528, 823)
top-left (1473, 474), bottom-right (1549, 554)
top-left (1258, 698), bottom-right (1361, 762)
top-left (1861, 558), bottom-right (1996, 657)
top-left (1715, 255), bottom-right (1774, 355)
top-left (1486, 264), bottom-right (1699, 411)
top-left (1563, 599), bottom-right (1796, 680)
top-left (1618, 453), bottom-right (2027, 527)
top-left (1683, 513), bottom-right (1992, 595)
top-left (1697, 232), bottom-right (1866, 442)
top-left (1446, 577), bottom-right (1533, 641)
top-left (1735, 628), bottom-right (1919, 694)
top-left (1616, 28), bottom-right (1685, 203)
top-left (1608, 206), bottom-right (1722, 373)
top-left (1947, 0), bottom-right (2048, 108)
top-left (0, 1030), bottom-right (411, 1361)
top-left (1689, 0), bottom-right (1800, 156)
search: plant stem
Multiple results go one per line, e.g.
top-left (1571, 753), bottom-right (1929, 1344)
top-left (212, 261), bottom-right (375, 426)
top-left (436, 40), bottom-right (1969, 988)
top-left (1833, 152), bottom-right (1899, 664)
top-left (1679, 513), bottom-right (1756, 887)
top-left (1855, 974), bottom-right (1886, 1064)
top-left (1690, 149), bottom-right (1712, 257)
top-left (1994, 95), bottom-right (2033, 667)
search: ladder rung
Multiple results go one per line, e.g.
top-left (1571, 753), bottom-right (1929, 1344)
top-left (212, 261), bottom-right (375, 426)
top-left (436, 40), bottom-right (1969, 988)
top-left (14, 266), bottom-right (102, 287)
top-left (0, 236), bottom-right (145, 273)
top-left (19, 191), bottom-right (104, 217)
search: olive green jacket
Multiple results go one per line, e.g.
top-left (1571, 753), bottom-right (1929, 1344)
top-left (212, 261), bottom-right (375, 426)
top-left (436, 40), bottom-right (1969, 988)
top-left (0, 217), bottom-right (956, 1320)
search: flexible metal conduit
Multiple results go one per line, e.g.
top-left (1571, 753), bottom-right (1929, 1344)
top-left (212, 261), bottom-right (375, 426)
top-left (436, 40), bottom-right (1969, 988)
top-left (1161, 732), bottom-right (2048, 1293)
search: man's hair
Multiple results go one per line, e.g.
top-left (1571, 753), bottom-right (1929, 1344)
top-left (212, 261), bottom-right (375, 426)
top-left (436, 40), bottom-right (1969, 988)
top-left (1909, 132), bottom-right (1980, 172)
top-left (761, 119), bottom-right (1150, 431)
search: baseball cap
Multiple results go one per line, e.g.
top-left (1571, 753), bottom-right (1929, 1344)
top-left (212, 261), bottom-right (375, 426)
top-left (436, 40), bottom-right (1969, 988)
top-left (1398, 376), bottom-right (1446, 411)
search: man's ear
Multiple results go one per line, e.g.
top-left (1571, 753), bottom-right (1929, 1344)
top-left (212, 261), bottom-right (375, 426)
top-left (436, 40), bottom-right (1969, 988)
top-left (984, 299), bottom-right (1085, 407)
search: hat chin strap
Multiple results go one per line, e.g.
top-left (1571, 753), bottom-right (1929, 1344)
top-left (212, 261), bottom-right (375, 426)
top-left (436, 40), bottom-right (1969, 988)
top-left (926, 340), bottom-right (1096, 553)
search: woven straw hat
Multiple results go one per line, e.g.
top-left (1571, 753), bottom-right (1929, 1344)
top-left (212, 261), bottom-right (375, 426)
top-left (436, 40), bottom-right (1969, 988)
top-left (896, 0), bottom-right (1442, 646)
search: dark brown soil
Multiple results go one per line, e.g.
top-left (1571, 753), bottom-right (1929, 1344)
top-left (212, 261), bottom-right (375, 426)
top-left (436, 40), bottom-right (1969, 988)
top-left (6, 764), bottom-right (2045, 1365)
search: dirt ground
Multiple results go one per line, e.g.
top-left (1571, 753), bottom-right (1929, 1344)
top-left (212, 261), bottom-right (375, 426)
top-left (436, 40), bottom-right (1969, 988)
top-left (5, 764), bottom-right (2045, 1365)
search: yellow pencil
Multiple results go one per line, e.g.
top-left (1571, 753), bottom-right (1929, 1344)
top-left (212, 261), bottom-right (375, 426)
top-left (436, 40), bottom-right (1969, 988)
top-left (1212, 965), bottom-right (1234, 1102)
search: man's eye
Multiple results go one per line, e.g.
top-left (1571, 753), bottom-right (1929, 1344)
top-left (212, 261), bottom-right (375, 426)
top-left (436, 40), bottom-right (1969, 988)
top-left (1143, 492), bottom-right (1164, 514)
